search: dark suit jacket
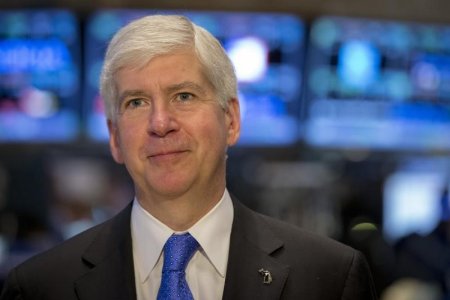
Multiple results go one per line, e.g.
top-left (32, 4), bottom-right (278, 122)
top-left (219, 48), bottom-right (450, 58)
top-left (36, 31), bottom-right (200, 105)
top-left (0, 198), bottom-right (377, 300)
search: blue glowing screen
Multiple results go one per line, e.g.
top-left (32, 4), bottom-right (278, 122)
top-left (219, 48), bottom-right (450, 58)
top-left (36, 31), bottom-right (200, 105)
top-left (0, 10), bottom-right (81, 142)
top-left (84, 10), bottom-right (304, 146)
top-left (304, 16), bottom-right (450, 151)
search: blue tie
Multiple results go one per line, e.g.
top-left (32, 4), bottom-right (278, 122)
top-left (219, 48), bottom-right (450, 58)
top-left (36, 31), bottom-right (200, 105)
top-left (157, 233), bottom-right (199, 300)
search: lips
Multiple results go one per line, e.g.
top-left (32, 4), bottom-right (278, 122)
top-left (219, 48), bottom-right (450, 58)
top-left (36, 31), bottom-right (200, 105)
top-left (143, 139), bottom-right (190, 161)
top-left (145, 150), bottom-right (188, 165)
top-left (148, 149), bottom-right (188, 158)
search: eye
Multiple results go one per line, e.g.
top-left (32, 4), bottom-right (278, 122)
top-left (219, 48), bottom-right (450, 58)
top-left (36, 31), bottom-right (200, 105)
top-left (126, 98), bottom-right (145, 108)
top-left (177, 92), bottom-right (194, 102)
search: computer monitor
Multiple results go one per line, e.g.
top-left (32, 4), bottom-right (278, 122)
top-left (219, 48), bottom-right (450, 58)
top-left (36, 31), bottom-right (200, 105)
top-left (84, 10), bottom-right (305, 146)
top-left (0, 10), bottom-right (81, 142)
top-left (303, 16), bottom-right (450, 151)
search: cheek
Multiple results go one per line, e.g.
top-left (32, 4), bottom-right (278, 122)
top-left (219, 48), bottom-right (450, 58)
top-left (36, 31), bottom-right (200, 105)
top-left (203, 114), bottom-right (229, 150)
top-left (108, 121), bottom-right (124, 164)
top-left (115, 123), bottom-right (146, 160)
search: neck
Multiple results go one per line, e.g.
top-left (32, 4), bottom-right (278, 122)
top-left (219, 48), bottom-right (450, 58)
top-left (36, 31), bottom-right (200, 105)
top-left (136, 187), bottom-right (225, 231)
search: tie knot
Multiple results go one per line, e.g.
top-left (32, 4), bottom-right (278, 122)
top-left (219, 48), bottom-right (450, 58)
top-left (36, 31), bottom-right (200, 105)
top-left (162, 233), bottom-right (199, 272)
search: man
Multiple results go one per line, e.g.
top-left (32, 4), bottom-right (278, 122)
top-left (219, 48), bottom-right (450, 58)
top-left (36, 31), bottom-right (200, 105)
top-left (0, 15), bottom-right (377, 299)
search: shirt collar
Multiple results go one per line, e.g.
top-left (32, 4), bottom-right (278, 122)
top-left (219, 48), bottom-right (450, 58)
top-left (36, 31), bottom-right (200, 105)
top-left (189, 190), bottom-right (234, 278)
top-left (131, 199), bottom-right (173, 283)
top-left (131, 189), bottom-right (234, 283)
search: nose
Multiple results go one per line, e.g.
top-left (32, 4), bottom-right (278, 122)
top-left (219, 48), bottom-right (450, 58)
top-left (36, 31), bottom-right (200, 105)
top-left (147, 100), bottom-right (179, 137)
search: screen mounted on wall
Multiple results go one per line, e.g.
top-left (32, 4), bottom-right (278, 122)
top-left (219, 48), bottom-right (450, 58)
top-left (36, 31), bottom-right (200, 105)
top-left (303, 16), bottom-right (450, 151)
top-left (0, 10), bottom-right (81, 142)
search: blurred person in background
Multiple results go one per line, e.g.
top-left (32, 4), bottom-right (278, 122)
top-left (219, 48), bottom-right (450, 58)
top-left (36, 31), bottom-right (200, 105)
top-left (0, 15), bottom-right (377, 300)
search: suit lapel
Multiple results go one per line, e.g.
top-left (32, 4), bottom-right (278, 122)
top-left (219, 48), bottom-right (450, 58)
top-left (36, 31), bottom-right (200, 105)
top-left (222, 199), bottom-right (290, 300)
top-left (74, 203), bottom-right (137, 300)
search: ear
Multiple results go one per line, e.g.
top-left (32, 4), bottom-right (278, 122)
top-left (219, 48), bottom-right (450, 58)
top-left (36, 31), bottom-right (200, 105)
top-left (224, 98), bottom-right (241, 146)
top-left (107, 119), bottom-right (125, 164)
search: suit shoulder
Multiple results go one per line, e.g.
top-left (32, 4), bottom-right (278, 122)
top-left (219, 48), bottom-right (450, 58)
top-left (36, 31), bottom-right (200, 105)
top-left (12, 203), bottom-right (131, 274)
top-left (255, 209), bottom-right (356, 258)
top-left (15, 218), bottom-right (109, 271)
top-left (233, 197), bottom-right (354, 257)
top-left (1, 205), bottom-right (133, 299)
top-left (256, 212), bottom-right (377, 299)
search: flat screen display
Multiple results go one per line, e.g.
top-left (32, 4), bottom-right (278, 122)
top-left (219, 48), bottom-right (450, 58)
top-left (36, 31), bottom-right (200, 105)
top-left (303, 16), bottom-right (450, 151)
top-left (0, 10), bottom-right (81, 142)
top-left (84, 10), bottom-right (305, 146)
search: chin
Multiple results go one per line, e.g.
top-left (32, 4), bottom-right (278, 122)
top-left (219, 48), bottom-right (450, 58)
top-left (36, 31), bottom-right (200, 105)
top-left (149, 181), bottom-right (194, 199)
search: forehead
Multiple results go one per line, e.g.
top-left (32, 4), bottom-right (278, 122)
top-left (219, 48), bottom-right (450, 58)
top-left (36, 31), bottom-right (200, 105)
top-left (115, 50), bottom-right (209, 88)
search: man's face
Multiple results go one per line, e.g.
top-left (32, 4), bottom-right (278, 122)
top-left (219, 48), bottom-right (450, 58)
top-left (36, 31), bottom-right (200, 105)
top-left (108, 50), bottom-right (240, 202)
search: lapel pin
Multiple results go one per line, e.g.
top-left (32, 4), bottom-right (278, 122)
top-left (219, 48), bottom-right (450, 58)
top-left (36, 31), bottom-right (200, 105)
top-left (258, 268), bottom-right (273, 285)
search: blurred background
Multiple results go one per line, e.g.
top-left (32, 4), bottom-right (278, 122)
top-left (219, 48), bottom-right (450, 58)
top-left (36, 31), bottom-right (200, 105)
top-left (1, 0), bottom-right (450, 299)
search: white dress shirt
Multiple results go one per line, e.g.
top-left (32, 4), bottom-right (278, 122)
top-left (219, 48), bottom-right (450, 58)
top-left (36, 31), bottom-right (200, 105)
top-left (131, 189), bottom-right (234, 300)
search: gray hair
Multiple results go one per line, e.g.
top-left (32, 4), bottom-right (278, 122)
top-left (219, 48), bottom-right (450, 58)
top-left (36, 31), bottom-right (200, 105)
top-left (100, 14), bottom-right (237, 122)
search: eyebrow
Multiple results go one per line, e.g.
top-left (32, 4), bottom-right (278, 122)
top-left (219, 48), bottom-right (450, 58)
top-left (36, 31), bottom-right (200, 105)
top-left (165, 81), bottom-right (208, 95)
top-left (118, 90), bottom-right (149, 104)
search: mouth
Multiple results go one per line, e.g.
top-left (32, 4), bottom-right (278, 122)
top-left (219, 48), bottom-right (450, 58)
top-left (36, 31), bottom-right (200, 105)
top-left (148, 150), bottom-right (189, 160)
